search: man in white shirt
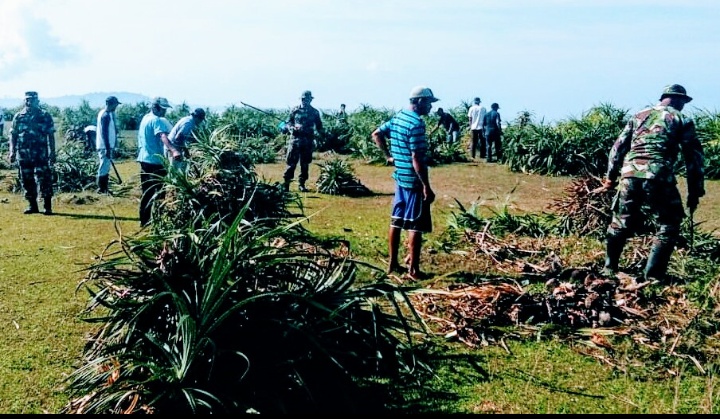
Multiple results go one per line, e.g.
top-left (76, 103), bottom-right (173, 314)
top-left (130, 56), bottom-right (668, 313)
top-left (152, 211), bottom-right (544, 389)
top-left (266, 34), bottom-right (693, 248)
top-left (95, 96), bottom-right (121, 194)
top-left (467, 97), bottom-right (486, 159)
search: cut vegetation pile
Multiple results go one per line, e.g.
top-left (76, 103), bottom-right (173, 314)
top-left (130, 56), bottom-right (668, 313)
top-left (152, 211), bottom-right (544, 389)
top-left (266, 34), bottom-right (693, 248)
top-left (408, 173), bottom-right (720, 379)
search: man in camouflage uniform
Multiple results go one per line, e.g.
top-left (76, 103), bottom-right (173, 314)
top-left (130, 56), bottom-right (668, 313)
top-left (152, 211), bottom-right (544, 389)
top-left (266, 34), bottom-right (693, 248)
top-left (7, 91), bottom-right (57, 215)
top-left (601, 84), bottom-right (704, 282)
top-left (282, 90), bottom-right (324, 192)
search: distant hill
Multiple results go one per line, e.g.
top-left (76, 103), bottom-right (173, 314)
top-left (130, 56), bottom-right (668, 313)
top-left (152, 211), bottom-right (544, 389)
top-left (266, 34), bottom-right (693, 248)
top-left (0, 92), bottom-right (151, 109)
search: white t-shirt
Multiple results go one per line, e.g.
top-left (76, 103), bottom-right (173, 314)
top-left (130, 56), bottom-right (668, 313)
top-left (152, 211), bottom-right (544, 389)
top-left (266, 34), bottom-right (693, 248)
top-left (468, 104), bottom-right (486, 130)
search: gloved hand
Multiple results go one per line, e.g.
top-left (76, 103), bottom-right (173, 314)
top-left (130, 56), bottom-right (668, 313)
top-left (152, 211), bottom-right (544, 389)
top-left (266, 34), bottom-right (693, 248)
top-left (687, 195), bottom-right (699, 212)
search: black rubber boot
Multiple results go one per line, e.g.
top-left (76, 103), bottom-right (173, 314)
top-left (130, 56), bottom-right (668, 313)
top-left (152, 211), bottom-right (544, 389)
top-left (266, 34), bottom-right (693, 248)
top-left (602, 234), bottom-right (626, 276)
top-left (97, 175), bottom-right (109, 194)
top-left (24, 199), bottom-right (39, 214)
top-left (644, 240), bottom-right (674, 282)
top-left (298, 183), bottom-right (309, 192)
top-left (43, 197), bottom-right (53, 215)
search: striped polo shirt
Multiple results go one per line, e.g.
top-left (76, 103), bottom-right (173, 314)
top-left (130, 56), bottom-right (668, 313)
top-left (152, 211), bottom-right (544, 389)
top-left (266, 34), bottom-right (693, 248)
top-left (378, 108), bottom-right (427, 189)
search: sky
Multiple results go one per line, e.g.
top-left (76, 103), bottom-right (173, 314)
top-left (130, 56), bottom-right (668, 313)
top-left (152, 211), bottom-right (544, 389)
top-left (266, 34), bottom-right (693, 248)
top-left (0, 0), bottom-right (718, 123)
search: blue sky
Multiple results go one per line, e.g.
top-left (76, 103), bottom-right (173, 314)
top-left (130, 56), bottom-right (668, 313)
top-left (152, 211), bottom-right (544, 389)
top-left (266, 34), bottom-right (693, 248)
top-left (0, 0), bottom-right (717, 123)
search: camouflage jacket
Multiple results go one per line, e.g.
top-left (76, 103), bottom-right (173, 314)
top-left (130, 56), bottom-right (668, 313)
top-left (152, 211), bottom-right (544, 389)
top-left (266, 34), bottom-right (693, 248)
top-left (606, 104), bottom-right (705, 198)
top-left (288, 104), bottom-right (322, 139)
top-left (11, 107), bottom-right (56, 162)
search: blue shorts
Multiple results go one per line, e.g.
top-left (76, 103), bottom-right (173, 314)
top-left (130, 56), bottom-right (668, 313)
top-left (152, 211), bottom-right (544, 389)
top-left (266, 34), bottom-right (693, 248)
top-left (390, 185), bottom-right (432, 233)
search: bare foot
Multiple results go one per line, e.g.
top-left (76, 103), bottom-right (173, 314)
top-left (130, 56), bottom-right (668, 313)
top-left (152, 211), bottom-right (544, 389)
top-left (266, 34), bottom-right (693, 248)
top-left (406, 270), bottom-right (429, 280)
top-left (387, 264), bottom-right (408, 275)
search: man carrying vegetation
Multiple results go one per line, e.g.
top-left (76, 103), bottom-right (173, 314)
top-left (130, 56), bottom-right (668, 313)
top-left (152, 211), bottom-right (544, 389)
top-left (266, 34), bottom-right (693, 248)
top-left (601, 84), bottom-right (705, 282)
top-left (282, 90), bottom-right (324, 192)
top-left (136, 97), bottom-right (174, 227)
top-left (372, 86), bottom-right (437, 280)
top-left (7, 91), bottom-right (56, 215)
top-left (95, 96), bottom-right (121, 194)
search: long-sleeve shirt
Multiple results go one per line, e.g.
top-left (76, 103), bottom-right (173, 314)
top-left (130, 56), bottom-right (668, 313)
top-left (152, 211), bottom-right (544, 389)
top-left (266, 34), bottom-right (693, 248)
top-left (606, 103), bottom-right (704, 198)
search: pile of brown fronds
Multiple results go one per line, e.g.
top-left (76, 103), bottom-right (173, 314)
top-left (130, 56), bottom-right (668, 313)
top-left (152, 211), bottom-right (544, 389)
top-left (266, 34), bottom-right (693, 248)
top-left (548, 174), bottom-right (613, 237)
top-left (411, 266), bottom-right (720, 374)
top-left (412, 268), bottom-right (646, 344)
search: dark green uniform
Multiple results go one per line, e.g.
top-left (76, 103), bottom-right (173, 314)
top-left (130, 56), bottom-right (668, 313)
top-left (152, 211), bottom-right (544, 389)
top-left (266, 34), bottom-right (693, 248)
top-left (282, 91), bottom-right (323, 191)
top-left (604, 97), bottom-right (704, 280)
top-left (10, 92), bottom-right (56, 214)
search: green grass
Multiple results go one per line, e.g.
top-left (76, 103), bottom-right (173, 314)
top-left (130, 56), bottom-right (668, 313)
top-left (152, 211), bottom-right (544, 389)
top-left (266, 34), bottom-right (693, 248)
top-left (0, 149), bottom-right (718, 413)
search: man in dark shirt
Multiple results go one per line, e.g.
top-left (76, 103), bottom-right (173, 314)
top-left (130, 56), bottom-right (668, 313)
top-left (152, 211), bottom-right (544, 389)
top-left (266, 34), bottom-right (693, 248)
top-left (483, 103), bottom-right (503, 162)
top-left (430, 107), bottom-right (460, 144)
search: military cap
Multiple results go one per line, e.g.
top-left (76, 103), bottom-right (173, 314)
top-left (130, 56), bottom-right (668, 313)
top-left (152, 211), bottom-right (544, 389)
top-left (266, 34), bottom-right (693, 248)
top-left (25, 91), bottom-right (38, 99)
top-left (300, 90), bottom-right (314, 100)
top-left (660, 84), bottom-right (692, 102)
top-left (409, 86), bottom-right (439, 102)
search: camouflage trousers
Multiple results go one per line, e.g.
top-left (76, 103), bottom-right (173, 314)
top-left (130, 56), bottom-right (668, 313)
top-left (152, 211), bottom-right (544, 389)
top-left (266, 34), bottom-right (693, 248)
top-left (606, 177), bottom-right (684, 244)
top-left (283, 137), bottom-right (313, 184)
top-left (18, 159), bottom-right (54, 200)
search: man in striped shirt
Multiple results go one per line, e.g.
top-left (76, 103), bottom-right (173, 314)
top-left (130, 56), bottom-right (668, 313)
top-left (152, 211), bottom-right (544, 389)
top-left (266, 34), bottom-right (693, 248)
top-left (372, 86), bottom-right (438, 280)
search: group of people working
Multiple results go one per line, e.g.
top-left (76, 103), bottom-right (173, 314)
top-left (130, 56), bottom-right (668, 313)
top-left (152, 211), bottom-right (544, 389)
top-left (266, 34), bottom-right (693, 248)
top-left (429, 97), bottom-right (503, 163)
top-left (4, 83), bottom-right (705, 285)
top-left (371, 83), bottom-right (704, 285)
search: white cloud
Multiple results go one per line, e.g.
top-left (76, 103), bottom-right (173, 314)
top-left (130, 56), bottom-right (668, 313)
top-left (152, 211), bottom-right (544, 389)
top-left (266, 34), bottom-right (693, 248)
top-left (0, 0), bottom-right (80, 80)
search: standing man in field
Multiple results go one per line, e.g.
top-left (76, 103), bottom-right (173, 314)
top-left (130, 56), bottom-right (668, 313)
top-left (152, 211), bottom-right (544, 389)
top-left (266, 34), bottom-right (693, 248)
top-left (467, 97), bottom-right (486, 159)
top-left (283, 90), bottom-right (324, 192)
top-left (483, 103), bottom-right (503, 162)
top-left (7, 91), bottom-right (56, 215)
top-left (95, 95), bottom-right (121, 194)
top-left (137, 97), bottom-right (174, 227)
top-left (430, 107), bottom-right (460, 144)
top-left (600, 84), bottom-right (704, 282)
top-left (372, 86), bottom-right (437, 280)
top-left (166, 107), bottom-right (206, 172)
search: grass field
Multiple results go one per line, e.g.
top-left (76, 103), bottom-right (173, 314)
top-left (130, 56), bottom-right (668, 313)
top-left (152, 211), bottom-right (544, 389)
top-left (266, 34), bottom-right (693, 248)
top-left (1, 149), bottom-right (718, 413)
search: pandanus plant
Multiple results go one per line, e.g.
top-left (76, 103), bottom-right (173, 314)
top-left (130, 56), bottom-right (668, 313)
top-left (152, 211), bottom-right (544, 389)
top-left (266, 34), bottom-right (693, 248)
top-left (61, 124), bottom-right (430, 414)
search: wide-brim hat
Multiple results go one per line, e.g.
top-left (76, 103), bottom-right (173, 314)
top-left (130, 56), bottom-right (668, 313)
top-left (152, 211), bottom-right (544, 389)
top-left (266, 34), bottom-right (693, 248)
top-left (660, 84), bottom-right (692, 102)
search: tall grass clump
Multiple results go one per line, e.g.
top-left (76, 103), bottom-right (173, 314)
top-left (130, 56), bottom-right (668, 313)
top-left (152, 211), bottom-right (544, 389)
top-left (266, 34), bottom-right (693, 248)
top-left (504, 103), bottom-right (628, 176)
top-left (61, 125), bottom-right (430, 414)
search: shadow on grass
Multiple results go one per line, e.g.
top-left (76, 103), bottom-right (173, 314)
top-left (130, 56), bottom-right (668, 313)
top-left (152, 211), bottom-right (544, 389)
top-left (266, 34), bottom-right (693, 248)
top-left (50, 212), bottom-right (138, 222)
top-left (386, 352), bottom-right (491, 413)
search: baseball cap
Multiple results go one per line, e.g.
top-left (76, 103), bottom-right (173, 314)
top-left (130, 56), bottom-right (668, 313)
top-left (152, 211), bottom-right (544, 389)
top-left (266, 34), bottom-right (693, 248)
top-left (409, 86), bottom-right (439, 102)
top-left (152, 97), bottom-right (172, 109)
top-left (106, 95), bottom-right (121, 105)
top-left (474, 97), bottom-right (481, 104)
top-left (25, 91), bottom-right (38, 99)
top-left (191, 108), bottom-right (206, 120)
